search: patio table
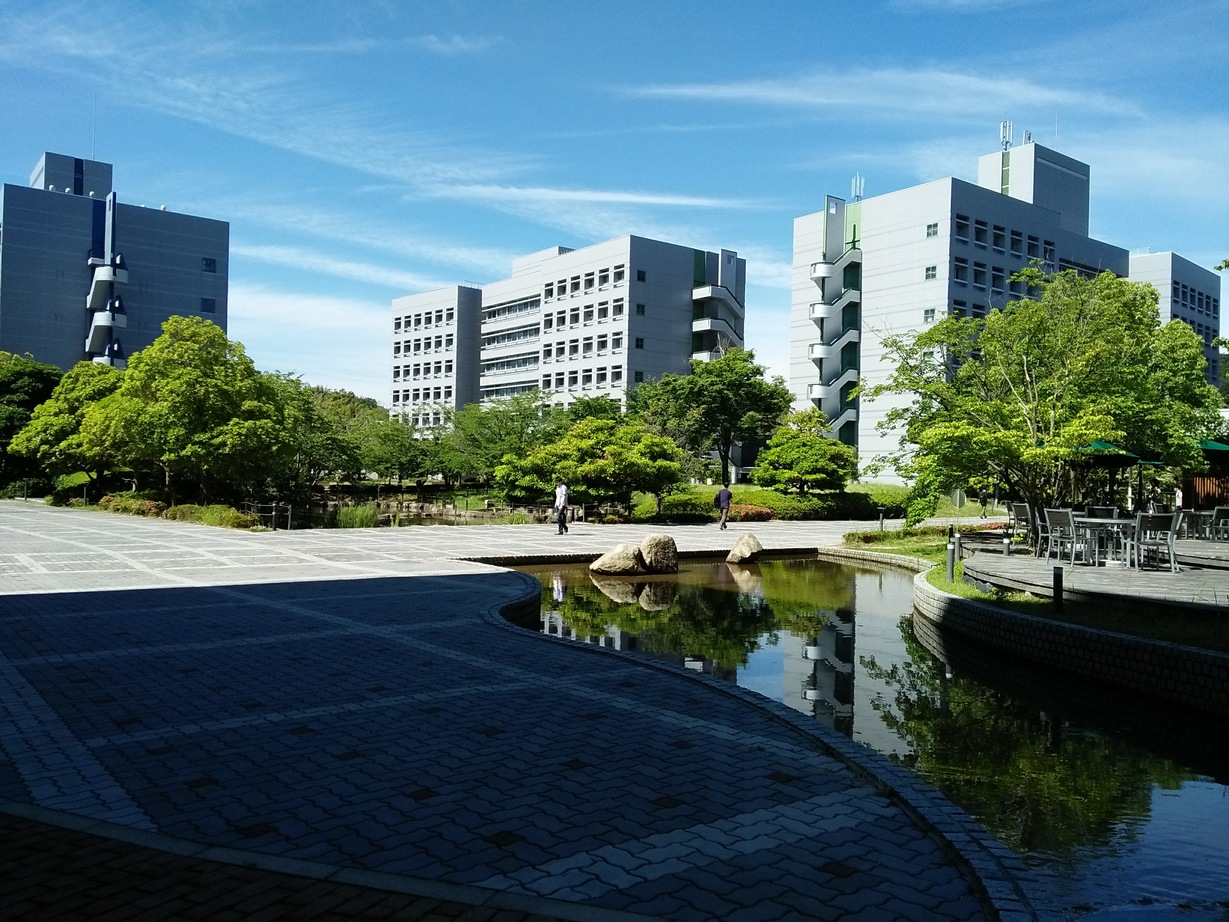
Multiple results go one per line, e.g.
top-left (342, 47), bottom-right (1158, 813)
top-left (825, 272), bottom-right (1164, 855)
top-left (1074, 516), bottom-right (1135, 566)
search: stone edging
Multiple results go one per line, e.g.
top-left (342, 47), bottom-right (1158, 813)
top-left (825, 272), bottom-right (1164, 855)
top-left (482, 559), bottom-right (1038, 921)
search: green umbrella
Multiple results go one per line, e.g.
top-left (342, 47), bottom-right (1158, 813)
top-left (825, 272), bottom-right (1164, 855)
top-left (1198, 438), bottom-right (1229, 451)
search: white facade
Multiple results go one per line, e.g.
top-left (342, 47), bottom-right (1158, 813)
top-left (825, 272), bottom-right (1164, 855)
top-left (791, 141), bottom-right (1136, 482)
top-left (392, 235), bottom-right (745, 426)
top-left (1128, 251), bottom-right (1222, 384)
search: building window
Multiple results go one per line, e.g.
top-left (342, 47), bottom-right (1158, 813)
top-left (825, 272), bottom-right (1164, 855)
top-left (953, 257), bottom-right (968, 284)
top-left (613, 300), bottom-right (625, 317)
top-left (598, 269), bottom-right (610, 286)
top-left (612, 368), bottom-right (624, 384)
top-left (597, 302), bottom-right (609, 320)
top-left (954, 215), bottom-right (970, 242)
top-left (613, 265), bottom-right (625, 283)
top-left (635, 303), bottom-right (646, 316)
top-left (583, 307), bottom-right (594, 323)
top-left (926, 223), bottom-right (938, 238)
top-left (612, 333), bottom-right (624, 350)
top-left (974, 220), bottom-right (988, 246)
top-left (544, 282), bottom-right (554, 299)
top-left (200, 297), bottom-right (216, 313)
top-left (633, 370), bottom-right (644, 383)
top-left (923, 308), bottom-right (936, 323)
top-left (924, 265), bottom-right (937, 281)
top-left (584, 272), bottom-right (595, 290)
top-left (634, 337), bottom-right (644, 349)
top-left (201, 257), bottom-right (217, 273)
top-left (636, 269), bottom-right (647, 282)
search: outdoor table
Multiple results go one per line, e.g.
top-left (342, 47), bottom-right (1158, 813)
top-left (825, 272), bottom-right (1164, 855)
top-left (1074, 516), bottom-right (1135, 566)
top-left (1183, 509), bottom-right (1214, 540)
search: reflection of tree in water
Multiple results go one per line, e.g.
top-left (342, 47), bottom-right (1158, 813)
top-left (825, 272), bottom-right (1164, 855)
top-left (535, 559), bottom-right (857, 673)
top-left (861, 621), bottom-right (1194, 857)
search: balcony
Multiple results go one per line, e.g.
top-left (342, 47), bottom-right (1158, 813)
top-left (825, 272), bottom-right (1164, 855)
top-left (692, 284), bottom-right (745, 320)
top-left (85, 263), bottom-right (129, 313)
top-left (807, 328), bottom-right (860, 363)
top-left (808, 247), bottom-right (861, 283)
top-left (692, 349), bottom-right (723, 363)
top-left (85, 306), bottom-right (128, 355)
top-left (691, 315), bottom-right (741, 340)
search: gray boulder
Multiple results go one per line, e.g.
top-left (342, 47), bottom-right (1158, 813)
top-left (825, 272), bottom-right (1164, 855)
top-left (639, 534), bottom-right (679, 574)
top-left (726, 533), bottom-right (764, 564)
top-left (590, 543), bottom-right (647, 575)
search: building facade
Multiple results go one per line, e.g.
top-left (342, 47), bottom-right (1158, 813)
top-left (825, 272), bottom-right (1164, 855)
top-left (0, 152), bottom-right (229, 370)
top-left (391, 235), bottom-right (745, 426)
top-left (789, 140), bottom-right (1221, 481)
top-left (1128, 251), bottom-right (1221, 384)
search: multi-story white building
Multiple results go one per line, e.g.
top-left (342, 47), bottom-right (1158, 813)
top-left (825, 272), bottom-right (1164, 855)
top-left (789, 139), bottom-right (1221, 481)
top-left (0, 152), bottom-right (229, 370)
top-left (391, 235), bottom-right (745, 426)
top-left (1128, 251), bottom-right (1222, 384)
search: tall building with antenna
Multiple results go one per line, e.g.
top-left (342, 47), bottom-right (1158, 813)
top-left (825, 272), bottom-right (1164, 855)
top-left (0, 151), bottom-right (229, 370)
top-left (789, 134), bottom-right (1221, 482)
top-left (789, 138), bottom-right (1130, 479)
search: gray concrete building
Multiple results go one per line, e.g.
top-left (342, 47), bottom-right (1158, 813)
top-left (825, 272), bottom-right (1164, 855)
top-left (391, 235), bottom-right (745, 426)
top-left (789, 138), bottom-right (1220, 482)
top-left (0, 152), bottom-right (229, 370)
top-left (1128, 251), bottom-right (1222, 384)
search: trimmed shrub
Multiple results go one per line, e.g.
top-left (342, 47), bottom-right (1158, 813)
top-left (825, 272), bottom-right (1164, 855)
top-left (164, 504), bottom-right (260, 529)
top-left (728, 503), bottom-right (773, 522)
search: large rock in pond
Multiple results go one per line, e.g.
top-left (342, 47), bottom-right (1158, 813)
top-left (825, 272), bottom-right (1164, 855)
top-left (590, 543), bottom-right (647, 575)
top-left (590, 575), bottom-right (643, 604)
top-left (639, 534), bottom-right (678, 574)
top-left (726, 533), bottom-right (764, 564)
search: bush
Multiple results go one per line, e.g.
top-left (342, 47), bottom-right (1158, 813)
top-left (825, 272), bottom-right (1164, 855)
top-left (98, 493), bottom-right (166, 518)
top-left (729, 503), bottom-right (773, 522)
top-left (336, 504), bottom-right (379, 528)
top-left (631, 484), bottom-right (906, 523)
top-left (164, 504), bottom-right (260, 529)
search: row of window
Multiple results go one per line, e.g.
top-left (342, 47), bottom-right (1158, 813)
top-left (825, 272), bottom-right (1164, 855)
top-left (394, 307), bottom-right (455, 333)
top-left (542, 298), bottom-right (628, 331)
top-left (540, 366), bottom-right (627, 390)
top-left (483, 297), bottom-right (540, 323)
top-left (481, 354), bottom-right (539, 377)
top-left (1172, 282), bottom-right (1220, 317)
top-left (393, 360), bottom-right (455, 381)
top-left (542, 333), bottom-right (626, 361)
top-left (949, 215), bottom-right (1056, 263)
top-left (482, 325), bottom-right (538, 350)
top-left (391, 385), bottom-right (454, 405)
top-left (542, 265), bottom-right (647, 300)
top-left (952, 258), bottom-right (1024, 296)
top-left (394, 334), bottom-right (454, 357)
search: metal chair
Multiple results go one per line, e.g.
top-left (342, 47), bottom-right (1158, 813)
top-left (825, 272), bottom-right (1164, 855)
top-left (1043, 508), bottom-right (1083, 565)
top-left (1087, 506), bottom-right (1117, 519)
top-left (1210, 507), bottom-right (1229, 541)
top-left (1127, 511), bottom-right (1182, 571)
top-left (1008, 502), bottom-right (1032, 542)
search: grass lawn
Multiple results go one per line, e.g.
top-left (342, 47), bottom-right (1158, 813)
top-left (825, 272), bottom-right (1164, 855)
top-left (846, 530), bottom-right (1229, 654)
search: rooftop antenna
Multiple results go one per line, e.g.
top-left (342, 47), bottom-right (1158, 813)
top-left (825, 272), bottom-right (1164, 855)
top-left (1023, 128), bottom-right (1032, 144)
top-left (1000, 120), bottom-right (1013, 150)
top-left (851, 172), bottom-right (865, 201)
top-left (91, 91), bottom-right (97, 159)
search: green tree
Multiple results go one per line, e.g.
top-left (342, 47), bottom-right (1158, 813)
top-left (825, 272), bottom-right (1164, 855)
top-left (566, 394), bottom-right (624, 424)
top-left (496, 416), bottom-right (684, 510)
top-left (439, 391), bottom-right (565, 486)
top-left (630, 347), bottom-right (793, 484)
top-left (0, 352), bottom-right (63, 486)
top-left (79, 316), bottom-right (283, 503)
top-left (9, 361), bottom-right (123, 485)
top-left (862, 269), bottom-right (1223, 518)
top-left (751, 408), bottom-right (858, 494)
top-left (361, 416), bottom-right (424, 490)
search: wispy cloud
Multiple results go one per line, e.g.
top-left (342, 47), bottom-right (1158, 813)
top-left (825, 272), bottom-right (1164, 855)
top-left (230, 244), bottom-right (453, 293)
top-left (625, 68), bottom-right (1138, 122)
top-left (437, 184), bottom-right (752, 209)
top-left (411, 34), bottom-right (499, 56)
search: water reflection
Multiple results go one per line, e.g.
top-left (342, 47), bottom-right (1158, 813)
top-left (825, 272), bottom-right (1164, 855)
top-left (513, 557), bottom-right (1229, 920)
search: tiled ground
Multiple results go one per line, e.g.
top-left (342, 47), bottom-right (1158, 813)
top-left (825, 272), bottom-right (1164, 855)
top-left (0, 502), bottom-right (1034, 921)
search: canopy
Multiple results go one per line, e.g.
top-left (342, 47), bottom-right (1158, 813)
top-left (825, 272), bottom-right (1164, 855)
top-left (1076, 440), bottom-right (1140, 468)
top-left (1198, 438), bottom-right (1229, 452)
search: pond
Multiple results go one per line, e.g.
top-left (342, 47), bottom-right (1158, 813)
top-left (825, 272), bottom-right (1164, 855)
top-left (512, 557), bottom-right (1229, 921)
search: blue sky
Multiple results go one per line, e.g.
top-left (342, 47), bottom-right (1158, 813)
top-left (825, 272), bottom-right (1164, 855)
top-left (2, 0), bottom-right (1226, 403)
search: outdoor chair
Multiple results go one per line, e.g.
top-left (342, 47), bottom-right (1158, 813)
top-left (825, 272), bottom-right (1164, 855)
top-left (1127, 511), bottom-right (1183, 572)
top-left (1008, 502), bottom-right (1032, 542)
top-left (1211, 507), bottom-right (1229, 541)
top-left (1087, 506), bottom-right (1117, 519)
top-left (1043, 507), bottom-right (1084, 565)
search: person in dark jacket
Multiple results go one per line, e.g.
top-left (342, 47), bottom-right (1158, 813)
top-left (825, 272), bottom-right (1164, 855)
top-left (714, 482), bottom-right (732, 530)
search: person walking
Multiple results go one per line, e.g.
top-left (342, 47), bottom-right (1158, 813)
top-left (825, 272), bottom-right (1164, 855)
top-left (554, 477), bottom-right (569, 535)
top-left (978, 488), bottom-right (989, 519)
top-left (714, 482), bottom-right (732, 530)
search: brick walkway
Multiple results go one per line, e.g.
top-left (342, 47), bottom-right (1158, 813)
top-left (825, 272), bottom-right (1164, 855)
top-left (0, 502), bottom-right (1035, 921)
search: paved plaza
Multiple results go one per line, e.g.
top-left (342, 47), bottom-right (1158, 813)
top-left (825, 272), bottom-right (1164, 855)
top-left (0, 502), bottom-right (1035, 921)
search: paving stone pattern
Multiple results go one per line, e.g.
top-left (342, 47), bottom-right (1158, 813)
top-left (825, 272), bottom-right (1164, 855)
top-left (0, 502), bottom-right (1030, 920)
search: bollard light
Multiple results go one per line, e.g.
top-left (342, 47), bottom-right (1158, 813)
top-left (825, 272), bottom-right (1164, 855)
top-left (1003, 537), bottom-right (1011, 556)
top-left (1052, 566), bottom-right (1063, 609)
top-left (946, 542), bottom-right (955, 583)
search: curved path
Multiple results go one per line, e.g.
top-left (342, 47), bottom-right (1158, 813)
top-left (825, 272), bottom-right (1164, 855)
top-left (0, 502), bottom-right (1033, 921)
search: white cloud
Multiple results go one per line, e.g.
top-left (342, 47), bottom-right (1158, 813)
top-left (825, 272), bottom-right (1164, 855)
top-left (231, 244), bottom-right (450, 293)
top-left (411, 34), bottom-right (499, 55)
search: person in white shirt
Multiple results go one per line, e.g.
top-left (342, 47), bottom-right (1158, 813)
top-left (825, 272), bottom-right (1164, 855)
top-left (554, 478), bottom-right (569, 535)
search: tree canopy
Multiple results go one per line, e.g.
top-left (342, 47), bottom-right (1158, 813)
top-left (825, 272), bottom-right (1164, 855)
top-left (0, 352), bottom-right (63, 486)
top-left (751, 408), bottom-right (858, 494)
top-left (629, 348), bottom-right (794, 484)
top-left (862, 268), bottom-right (1223, 517)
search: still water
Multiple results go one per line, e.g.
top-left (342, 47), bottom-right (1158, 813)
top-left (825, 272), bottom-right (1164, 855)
top-left (513, 558), bottom-right (1229, 921)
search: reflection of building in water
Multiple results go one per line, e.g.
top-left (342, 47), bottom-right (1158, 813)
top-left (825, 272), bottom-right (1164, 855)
top-left (783, 607), bottom-right (856, 736)
top-left (539, 606), bottom-right (736, 679)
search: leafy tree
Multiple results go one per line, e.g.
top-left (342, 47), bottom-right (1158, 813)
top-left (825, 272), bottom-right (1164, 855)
top-left (630, 347), bottom-right (793, 484)
top-left (9, 361), bottom-right (122, 484)
top-left (862, 269), bottom-right (1223, 518)
top-left (78, 316), bottom-right (283, 503)
top-left (0, 352), bottom-right (63, 486)
top-left (361, 416), bottom-right (424, 490)
top-left (566, 394), bottom-right (623, 424)
top-left (439, 391), bottom-right (565, 486)
top-left (751, 408), bottom-right (858, 494)
top-left (496, 416), bottom-right (684, 510)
